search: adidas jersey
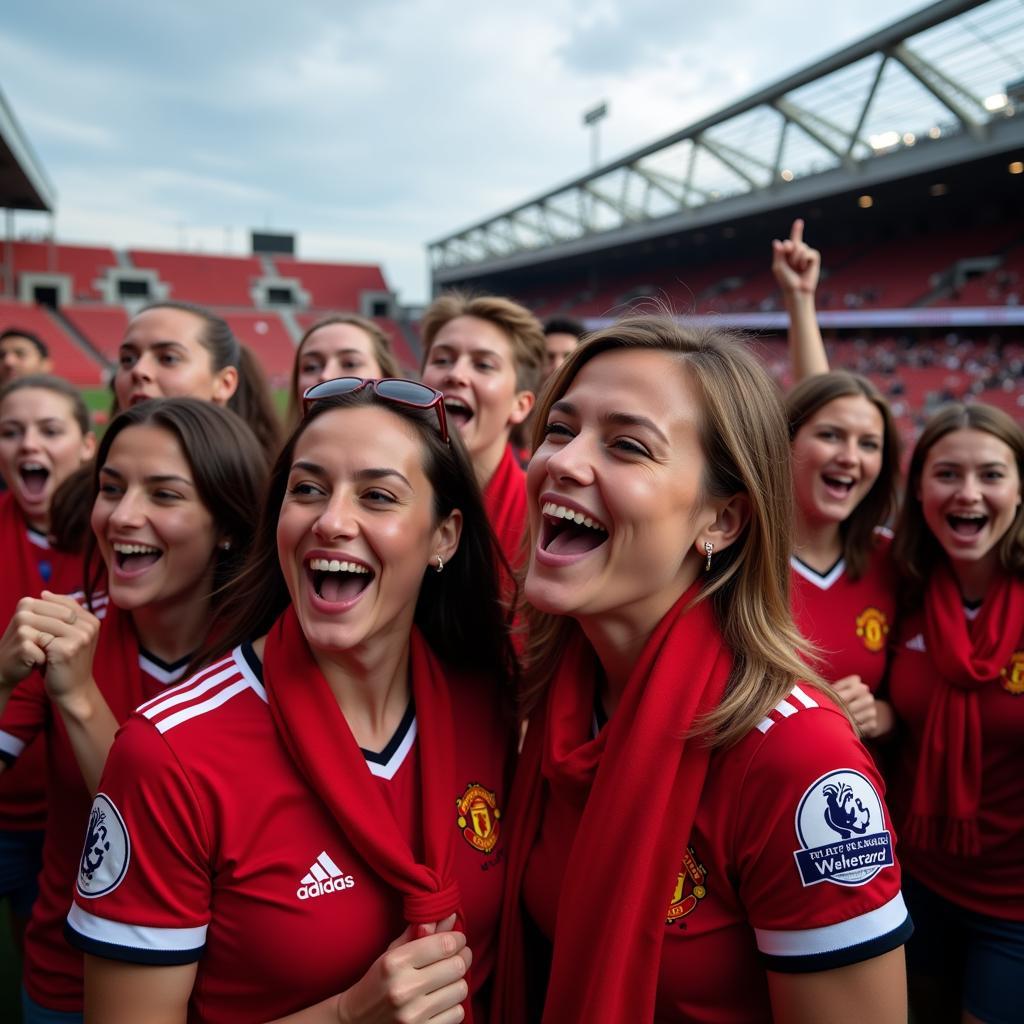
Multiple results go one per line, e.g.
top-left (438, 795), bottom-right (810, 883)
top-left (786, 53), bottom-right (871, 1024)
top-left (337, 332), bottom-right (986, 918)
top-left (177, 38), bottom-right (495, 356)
top-left (524, 687), bottom-right (911, 1023)
top-left (790, 535), bottom-right (896, 693)
top-left (65, 644), bottom-right (513, 1024)
top-left (887, 606), bottom-right (1024, 920)
top-left (0, 532), bottom-right (84, 833)
top-left (0, 622), bottom-right (189, 1012)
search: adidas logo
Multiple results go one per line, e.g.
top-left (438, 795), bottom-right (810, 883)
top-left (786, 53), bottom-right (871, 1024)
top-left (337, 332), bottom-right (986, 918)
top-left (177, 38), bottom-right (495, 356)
top-left (296, 851), bottom-right (355, 901)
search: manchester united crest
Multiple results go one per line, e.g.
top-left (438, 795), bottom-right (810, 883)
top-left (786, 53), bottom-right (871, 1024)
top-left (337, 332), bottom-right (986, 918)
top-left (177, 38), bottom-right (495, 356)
top-left (855, 607), bottom-right (889, 653)
top-left (456, 783), bottom-right (500, 854)
top-left (1001, 651), bottom-right (1024, 695)
top-left (665, 846), bottom-right (707, 924)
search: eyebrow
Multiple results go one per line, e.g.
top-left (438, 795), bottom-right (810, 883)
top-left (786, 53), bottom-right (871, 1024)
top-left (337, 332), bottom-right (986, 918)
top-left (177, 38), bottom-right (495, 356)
top-left (291, 461), bottom-right (412, 488)
top-left (550, 400), bottom-right (670, 445)
top-left (119, 340), bottom-right (189, 354)
top-left (933, 460), bottom-right (1009, 469)
top-left (431, 343), bottom-right (505, 361)
top-left (99, 467), bottom-right (194, 486)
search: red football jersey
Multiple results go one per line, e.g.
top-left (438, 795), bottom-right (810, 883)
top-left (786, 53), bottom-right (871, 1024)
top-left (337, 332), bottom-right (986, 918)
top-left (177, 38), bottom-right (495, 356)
top-left (790, 535), bottom-right (896, 694)
top-left (887, 605), bottom-right (1024, 920)
top-left (523, 686), bottom-right (911, 1023)
top-left (65, 644), bottom-right (512, 1024)
top-left (0, 613), bottom-right (189, 1012)
top-left (0, 521), bottom-right (84, 831)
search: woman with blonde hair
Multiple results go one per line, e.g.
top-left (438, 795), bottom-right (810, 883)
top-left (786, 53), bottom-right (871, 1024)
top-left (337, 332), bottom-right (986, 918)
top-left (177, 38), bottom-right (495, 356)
top-left (495, 316), bottom-right (910, 1023)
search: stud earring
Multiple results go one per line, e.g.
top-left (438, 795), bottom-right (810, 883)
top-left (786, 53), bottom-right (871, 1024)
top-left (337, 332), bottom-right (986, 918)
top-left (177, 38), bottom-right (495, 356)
top-left (434, 554), bottom-right (444, 573)
top-left (704, 541), bottom-right (714, 572)
top-left (219, 540), bottom-right (232, 551)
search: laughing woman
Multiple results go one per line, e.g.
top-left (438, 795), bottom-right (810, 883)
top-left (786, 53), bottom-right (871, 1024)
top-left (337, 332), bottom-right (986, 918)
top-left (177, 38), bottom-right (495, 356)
top-left (66, 379), bottom-right (515, 1024)
top-left (495, 317), bottom-right (911, 1024)
top-left (0, 399), bottom-right (266, 1024)
top-left (887, 403), bottom-right (1024, 1024)
top-left (0, 376), bottom-right (95, 941)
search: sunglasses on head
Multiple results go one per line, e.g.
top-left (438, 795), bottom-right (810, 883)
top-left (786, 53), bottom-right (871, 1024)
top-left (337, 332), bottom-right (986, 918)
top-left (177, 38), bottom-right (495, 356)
top-left (301, 377), bottom-right (450, 444)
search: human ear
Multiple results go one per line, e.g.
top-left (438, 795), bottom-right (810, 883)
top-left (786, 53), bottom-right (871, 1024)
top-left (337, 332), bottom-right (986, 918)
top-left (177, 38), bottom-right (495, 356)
top-left (697, 493), bottom-right (750, 559)
top-left (507, 390), bottom-right (535, 427)
top-left (211, 366), bottom-right (239, 405)
top-left (431, 508), bottom-right (462, 569)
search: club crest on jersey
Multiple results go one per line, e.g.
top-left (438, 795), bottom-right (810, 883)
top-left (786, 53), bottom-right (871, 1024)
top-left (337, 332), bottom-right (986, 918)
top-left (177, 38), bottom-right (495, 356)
top-left (1001, 652), bottom-right (1024, 695)
top-left (77, 793), bottom-right (130, 899)
top-left (855, 607), bottom-right (889, 653)
top-left (456, 783), bottom-right (500, 854)
top-left (793, 769), bottom-right (893, 887)
top-left (665, 846), bottom-right (707, 925)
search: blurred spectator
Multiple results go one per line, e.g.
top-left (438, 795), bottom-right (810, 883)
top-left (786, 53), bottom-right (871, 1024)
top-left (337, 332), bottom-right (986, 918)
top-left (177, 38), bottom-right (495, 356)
top-left (0, 330), bottom-right (51, 384)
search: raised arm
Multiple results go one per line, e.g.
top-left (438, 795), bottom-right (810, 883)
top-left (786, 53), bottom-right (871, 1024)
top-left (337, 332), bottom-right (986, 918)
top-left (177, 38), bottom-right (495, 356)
top-left (772, 218), bottom-right (829, 381)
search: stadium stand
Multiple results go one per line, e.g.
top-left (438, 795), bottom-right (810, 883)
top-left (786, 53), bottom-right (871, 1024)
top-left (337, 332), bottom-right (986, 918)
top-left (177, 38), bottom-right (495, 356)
top-left (128, 251), bottom-right (264, 308)
top-left (6, 241), bottom-right (118, 301)
top-left (0, 300), bottom-right (106, 386)
top-left (62, 304), bottom-right (130, 361)
top-left (275, 259), bottom-right (389, 311)
top-left (220, 311), bottom-right (296, 387)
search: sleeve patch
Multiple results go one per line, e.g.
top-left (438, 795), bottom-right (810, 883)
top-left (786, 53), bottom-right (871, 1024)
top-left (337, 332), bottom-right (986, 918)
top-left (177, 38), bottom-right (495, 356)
top-left (77, 793), bottom-right (131, 899)
top-left (792, 769), bottom-right (893, 887)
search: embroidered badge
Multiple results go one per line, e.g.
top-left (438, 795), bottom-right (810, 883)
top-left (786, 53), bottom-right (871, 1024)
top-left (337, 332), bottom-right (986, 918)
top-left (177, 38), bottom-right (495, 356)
top-left (1001, 651), bottom-right (1024, 695)
top-left (793, 769), bottom-right (894, 887)
top-left (77, 793), bottom-right (131, 899)
top-left (855, 607), bottom-right (889, 653)
top-left (456, 783), bottom-right (500, 854)
top-left (665, 846), bottom-right (707, 924)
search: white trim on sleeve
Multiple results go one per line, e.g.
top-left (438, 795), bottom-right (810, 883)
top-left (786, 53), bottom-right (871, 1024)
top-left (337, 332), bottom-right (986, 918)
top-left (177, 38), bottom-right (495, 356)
top-left (0, 730), bottom-right (26, 757)
top-left (67, 900), bottom-right (207, 952)
top-left (754, 892), bottom-right (908, 957)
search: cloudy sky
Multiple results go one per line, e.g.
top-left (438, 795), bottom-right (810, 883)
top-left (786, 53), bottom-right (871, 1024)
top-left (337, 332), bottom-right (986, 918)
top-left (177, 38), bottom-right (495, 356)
top-left (2, 0), bottom-right (926, 303)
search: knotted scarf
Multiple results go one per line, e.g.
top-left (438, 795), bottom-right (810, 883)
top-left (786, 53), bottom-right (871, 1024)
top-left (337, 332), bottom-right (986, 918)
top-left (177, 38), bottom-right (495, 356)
top-left (263, 607), bottom-right (473, 1019)
top-left (483, 444), bottom-right (527, 572)
top-left (905, 562), bottom-right (1024, 856)
top-left (495, 583), bottom-right (732, 1023)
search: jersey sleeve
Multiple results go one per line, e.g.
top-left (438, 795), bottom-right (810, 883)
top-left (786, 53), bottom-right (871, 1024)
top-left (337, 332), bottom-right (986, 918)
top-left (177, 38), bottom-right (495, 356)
top-left (0, 671), bottom-right (49, 763)
top-left (730, 693), bottom-right (912, 973)
top-left (64, 713), bottom-right (212, 966)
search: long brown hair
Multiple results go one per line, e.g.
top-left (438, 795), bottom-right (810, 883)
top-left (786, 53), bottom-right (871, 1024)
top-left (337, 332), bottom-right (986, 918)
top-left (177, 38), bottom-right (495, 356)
top-left (189, 388), bottom-right (516, 688)
top-left (786, 371), bottom-right (901, 580)
top-left (892, 402), bottom-right (1024, 606)
top-left (523, 316), bottom-right (834, 747)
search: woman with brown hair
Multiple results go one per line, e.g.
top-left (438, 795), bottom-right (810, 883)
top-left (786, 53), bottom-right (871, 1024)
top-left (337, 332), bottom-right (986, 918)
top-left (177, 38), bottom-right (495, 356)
top-left (887, 403), bottom-right (1024, 1024)
top-left (495, 316), bottom-right (910, 1023)
top-left (285, 314), bottom-right (400, 428)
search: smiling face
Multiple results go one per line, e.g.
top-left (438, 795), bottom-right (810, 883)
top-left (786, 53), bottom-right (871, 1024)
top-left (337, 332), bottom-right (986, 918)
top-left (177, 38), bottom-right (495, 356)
top-left (294, 324), bottom-right (386, 406)
top-left (918, 427), bottom-right (1022, 578)
top-left (420, 316), bottom-right (532, 483)
top-left (114, 307), bottom-right (237, 411)
top-left (526, 348), bottom-right (733, 638)
top-left (276, 405), bottom-right (460, 657)
top-left (791, 395), bottom-right (884, 528)
top-left (0, 388), bottom-right (95, 530)
top-left (91, 424), bottom-right (218, 613)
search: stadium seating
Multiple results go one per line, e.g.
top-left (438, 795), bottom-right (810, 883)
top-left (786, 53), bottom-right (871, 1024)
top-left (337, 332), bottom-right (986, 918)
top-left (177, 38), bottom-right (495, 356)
top-left (63, 304), bottom-right (130, 361)
top-left (273, 260), bottom-right (389, 311)
top-left (220, 312), bottom-right (296, 388)
top-left (129, 251), bottom-right (264, 308)
top-left (5, 241), bottom-right (118, 301)
top-left (0, 300), bottom-right (106, 387)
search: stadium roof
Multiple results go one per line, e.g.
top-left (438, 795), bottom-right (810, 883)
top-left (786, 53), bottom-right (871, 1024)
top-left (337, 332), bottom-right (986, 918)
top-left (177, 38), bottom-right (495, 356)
top-left (430, 0), bottom-right (1024, 284)
top-left (0, 84), bottom-right (56, 212)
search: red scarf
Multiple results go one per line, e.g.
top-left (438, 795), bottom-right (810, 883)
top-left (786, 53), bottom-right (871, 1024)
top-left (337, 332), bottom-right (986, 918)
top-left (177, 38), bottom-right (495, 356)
top-left (483, 445), bottom-right (527, 572)
top-left (495, 584), bottom-right (732, 1024)
top-left (0, 493), bottom-right (81, 623)
top-left (263, 607), bottom-right (473, 1019)
top-left (906, 562), bottom-right (1024, 856)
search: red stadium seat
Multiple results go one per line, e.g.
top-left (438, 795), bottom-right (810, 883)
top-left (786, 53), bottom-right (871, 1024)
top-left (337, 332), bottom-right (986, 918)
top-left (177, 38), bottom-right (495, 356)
top-left (0, 300), bottom-right (107, 387)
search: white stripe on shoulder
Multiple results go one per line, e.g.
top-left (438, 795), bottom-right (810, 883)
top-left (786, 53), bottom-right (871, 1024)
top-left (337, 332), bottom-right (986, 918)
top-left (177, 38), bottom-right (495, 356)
top-left (67, 901), bottom-right (207, 952)
top-left (790, 556), bottom-right (846, 591)
top-left (153, 678), bottom-right (252, 734)
top-left (137, 655), bottom-right (237, 716)
top-left (755, 892), bottom-right (908, 957)
top-left (0, 730), bottom-right (26, 758)
top-left (755, 685), bottom-right (820, 734)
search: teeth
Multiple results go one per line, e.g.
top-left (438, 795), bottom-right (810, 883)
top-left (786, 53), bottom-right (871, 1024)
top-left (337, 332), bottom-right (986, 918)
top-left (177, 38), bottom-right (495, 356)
top-left (824, 475), bottom-right (854, 485)
top-left (21, 462), bottom-right (46, 472)
top-left (112, 543), bottom-right (161, 555)
top-left (542, 501), bottom-right (607, 532)
top-left (308, 558), bottom-right (371, 574)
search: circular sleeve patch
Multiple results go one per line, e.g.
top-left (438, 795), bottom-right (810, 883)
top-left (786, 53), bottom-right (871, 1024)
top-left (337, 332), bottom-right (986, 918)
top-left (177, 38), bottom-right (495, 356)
top-left (77, 793), bottom-right (131, 899)
top-left (793, 769), bottom-right (893, 887)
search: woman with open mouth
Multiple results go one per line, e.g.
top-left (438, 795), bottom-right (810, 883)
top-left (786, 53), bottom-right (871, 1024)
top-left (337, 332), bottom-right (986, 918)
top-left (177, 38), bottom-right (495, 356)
top-left (0, 398), bottom-right (266, 1024)
top-left (886, 403), bottom-right (1024, 1024)
top-left (419, 293), bottom-right (546, 576)
top-left (774, 219), bottom-right (903, 745)
top-left (65, 379), bottom-right (515, 1024)
top-left (495, 317), bottom-right (910, 1024)
top-left (0, 374), bottom-right (96, 950)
